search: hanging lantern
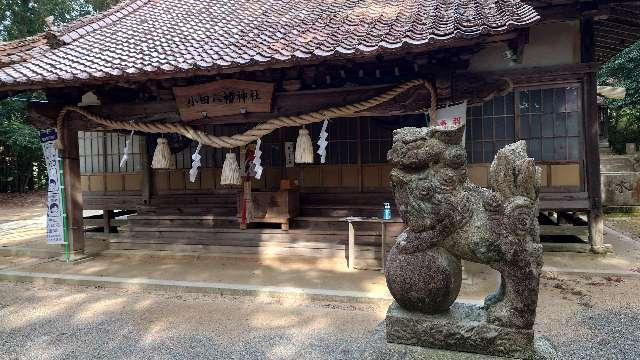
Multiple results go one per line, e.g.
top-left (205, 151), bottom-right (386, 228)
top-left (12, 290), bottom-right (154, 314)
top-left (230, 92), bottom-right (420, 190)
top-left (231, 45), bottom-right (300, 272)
top-left (220, 152), bottom-right (242, 186)
top-left (295, 126), bottom-right (314, 164)
top-left (151, 138), bottom-right (176, 169)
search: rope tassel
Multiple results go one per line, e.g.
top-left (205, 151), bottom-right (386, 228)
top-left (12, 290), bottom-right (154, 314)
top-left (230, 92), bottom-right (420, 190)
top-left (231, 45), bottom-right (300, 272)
top-left (220, 152), bottom-right (241, 186)
top-left (295, 127), bottom-right (314, 164)
top-left (151, 138), bottom-right (176, 169)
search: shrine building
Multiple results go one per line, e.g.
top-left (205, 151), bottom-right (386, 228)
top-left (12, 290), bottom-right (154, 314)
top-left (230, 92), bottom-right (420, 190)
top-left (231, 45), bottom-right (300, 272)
top-left (0, 0), bottom-right (638, 267)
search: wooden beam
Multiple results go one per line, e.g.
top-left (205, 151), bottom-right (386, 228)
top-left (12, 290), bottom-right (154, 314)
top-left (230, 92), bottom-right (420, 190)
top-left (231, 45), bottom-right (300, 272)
top-left (468, 63), bottom-right (599, 88)
top-left (28, 75), bottom-right (510, 128)
top-left (540, 225), bottom-right (589, 237)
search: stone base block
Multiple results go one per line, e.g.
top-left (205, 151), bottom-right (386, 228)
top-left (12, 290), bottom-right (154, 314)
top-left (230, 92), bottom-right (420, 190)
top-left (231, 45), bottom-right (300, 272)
top-left (350, 322), bottom-right (556, 360)
top-left (385, 301), bottom-right (555, 359)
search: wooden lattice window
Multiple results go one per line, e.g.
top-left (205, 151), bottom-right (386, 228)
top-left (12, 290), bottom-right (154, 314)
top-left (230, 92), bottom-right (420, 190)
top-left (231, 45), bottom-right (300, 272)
top-left (79, 131), bottom-right (143, 174)
top-left (518, 87), bottom-right (582, 161)
top-left (304, 118), bottom-right (359, 165)
top-left (465, 93), bottom-right (516, 163)
top-left (466, 85), bottom-right (583, 164)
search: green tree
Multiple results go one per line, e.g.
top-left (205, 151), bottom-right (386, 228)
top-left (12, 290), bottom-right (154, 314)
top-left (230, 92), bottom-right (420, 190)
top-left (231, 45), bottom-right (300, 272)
top-left (0, 0), bottom-right (120, 192)
top-left (599, 41), bottom-right (640, 153)
top-left (0, 95), bottom-right (46, 191)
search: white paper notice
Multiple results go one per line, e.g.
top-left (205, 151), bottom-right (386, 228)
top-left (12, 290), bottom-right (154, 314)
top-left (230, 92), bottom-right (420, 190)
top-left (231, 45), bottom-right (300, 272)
top-left (40, 129), bottom-right (65, 245)
top-left (435, 101), bottom-right (468, 145)
top-left (435, 101), bottom-right (467, 129)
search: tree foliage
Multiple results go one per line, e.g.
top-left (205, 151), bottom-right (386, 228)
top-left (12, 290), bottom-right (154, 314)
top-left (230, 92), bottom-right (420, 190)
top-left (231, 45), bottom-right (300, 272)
top-left (0, 96), bottom-right (47, 191)
top-left (0, 0), bottom-right (120, 192)
top-left (598, 41), bottom-right (640, 153)
top-left (599, 41), bottom-right (640, 110)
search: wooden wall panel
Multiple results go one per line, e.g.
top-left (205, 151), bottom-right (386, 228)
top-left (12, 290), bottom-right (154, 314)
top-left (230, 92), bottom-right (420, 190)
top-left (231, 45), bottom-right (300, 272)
top-left (322, 167), bottom-right (341, 187)
top-left (105, 174), bottom-right (124, 192)
top-left (301, 167), bottom-right (322, 187)
top-left (170, 170), bottom-right (186, 190)
top-left (285, 167), bottom-right (300, 181)
top-left (201, 168), bottom-right (216, 190)
top-left (550, 164), bottom-right (581, 187)
top-left (124, 174), bottom-right (143, 191)
top-left (341, 166), bottom-right (359, 188)
top-left (153, 171), bottom-right (170, 193)
top-left (185, 170), bottom-right (201, 190)
top-left (362, 166), bottom-right (381, 188)
top-left (81, 176), bottom-right (89, 192)
top-left (379, 165), bottom-right (392, 189)
top-left (89, 175), bottom-right (105, 192)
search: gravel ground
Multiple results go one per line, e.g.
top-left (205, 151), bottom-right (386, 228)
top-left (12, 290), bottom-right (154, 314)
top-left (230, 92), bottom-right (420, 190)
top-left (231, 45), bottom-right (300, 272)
top-left (0, 282), bottom-right (386, 360)
top-left (0, 274), bottom-right (639, 360)
top-left (535, 272), bottom-right (640, 360)
top-left (607, 216), bottom-right (640, 242)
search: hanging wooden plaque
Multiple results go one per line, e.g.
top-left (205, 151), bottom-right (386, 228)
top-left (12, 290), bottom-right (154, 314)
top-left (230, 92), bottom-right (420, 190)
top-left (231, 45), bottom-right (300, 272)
top-left (173, 79), bottom-right (274, 121)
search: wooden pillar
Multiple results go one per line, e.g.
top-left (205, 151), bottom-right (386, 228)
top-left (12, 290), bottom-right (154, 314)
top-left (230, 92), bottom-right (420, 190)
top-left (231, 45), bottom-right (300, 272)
top-left (348, 221), bottom-right (355, 270)
top-left (61, 126), bottom-right (85, 254)
top-left (141, 135), bottom-right (152, 204)
top-left (581, 18), bottom-right (605, 253)
top-left (357, 117), bottom-right (363, 193)
top-left (103, 210), bottom-right (112, 233)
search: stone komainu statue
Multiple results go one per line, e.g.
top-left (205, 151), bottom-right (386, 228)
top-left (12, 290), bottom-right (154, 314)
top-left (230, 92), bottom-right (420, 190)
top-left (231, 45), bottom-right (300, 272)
top-left (385, 125), bottom-right (543, 330)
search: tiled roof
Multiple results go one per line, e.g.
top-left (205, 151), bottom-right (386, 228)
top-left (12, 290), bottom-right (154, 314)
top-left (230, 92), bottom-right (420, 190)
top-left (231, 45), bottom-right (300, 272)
top-left (0, 0), bottom-right (539, 90)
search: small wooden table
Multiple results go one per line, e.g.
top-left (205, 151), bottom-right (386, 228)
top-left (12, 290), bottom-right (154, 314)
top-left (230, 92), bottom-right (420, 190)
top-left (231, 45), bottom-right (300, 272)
top-left (343, 217), bottom-right (401, 270)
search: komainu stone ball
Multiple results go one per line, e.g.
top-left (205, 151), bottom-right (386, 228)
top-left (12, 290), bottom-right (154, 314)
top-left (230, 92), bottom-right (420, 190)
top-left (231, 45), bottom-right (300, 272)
top-left (384, 233), bottom-right (462, 314)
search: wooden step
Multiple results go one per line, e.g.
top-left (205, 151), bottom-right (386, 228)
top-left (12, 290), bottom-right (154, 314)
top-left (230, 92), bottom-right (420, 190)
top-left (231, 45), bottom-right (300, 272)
top-left (300, 206), bottom-right (390, 218)
top-left (123, 232), bottom-right (381, 246)
top-left (109, 242), bottom-right (381, 259)
top-left (123, 226), bottom-right (381, 245)
top-left (300, 192), bottom-right (393, 206)
top-left (137, 206), bottom-right (236, 217)
top-left (128, 215), bottom-right (239, 227)
top-left (113, 234), bottom-right (380, 248)
top-left (125, 225), bottom-right (379, 235)
top-left (294, 216), bottom-right (404, 232)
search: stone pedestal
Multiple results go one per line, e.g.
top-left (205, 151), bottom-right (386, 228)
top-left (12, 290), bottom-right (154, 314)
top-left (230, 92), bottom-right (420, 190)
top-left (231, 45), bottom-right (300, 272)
top-left (385, 302), bottom-right (555, 359)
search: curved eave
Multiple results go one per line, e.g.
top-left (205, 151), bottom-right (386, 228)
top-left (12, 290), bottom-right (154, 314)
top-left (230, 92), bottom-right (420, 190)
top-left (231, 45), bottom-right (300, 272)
top-left (0, 19), bottom-right (539, 93)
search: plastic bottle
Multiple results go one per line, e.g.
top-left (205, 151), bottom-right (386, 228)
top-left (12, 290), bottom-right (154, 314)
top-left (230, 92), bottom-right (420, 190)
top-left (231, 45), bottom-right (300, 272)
top-left (383, 202), bottom-right (392, 220)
